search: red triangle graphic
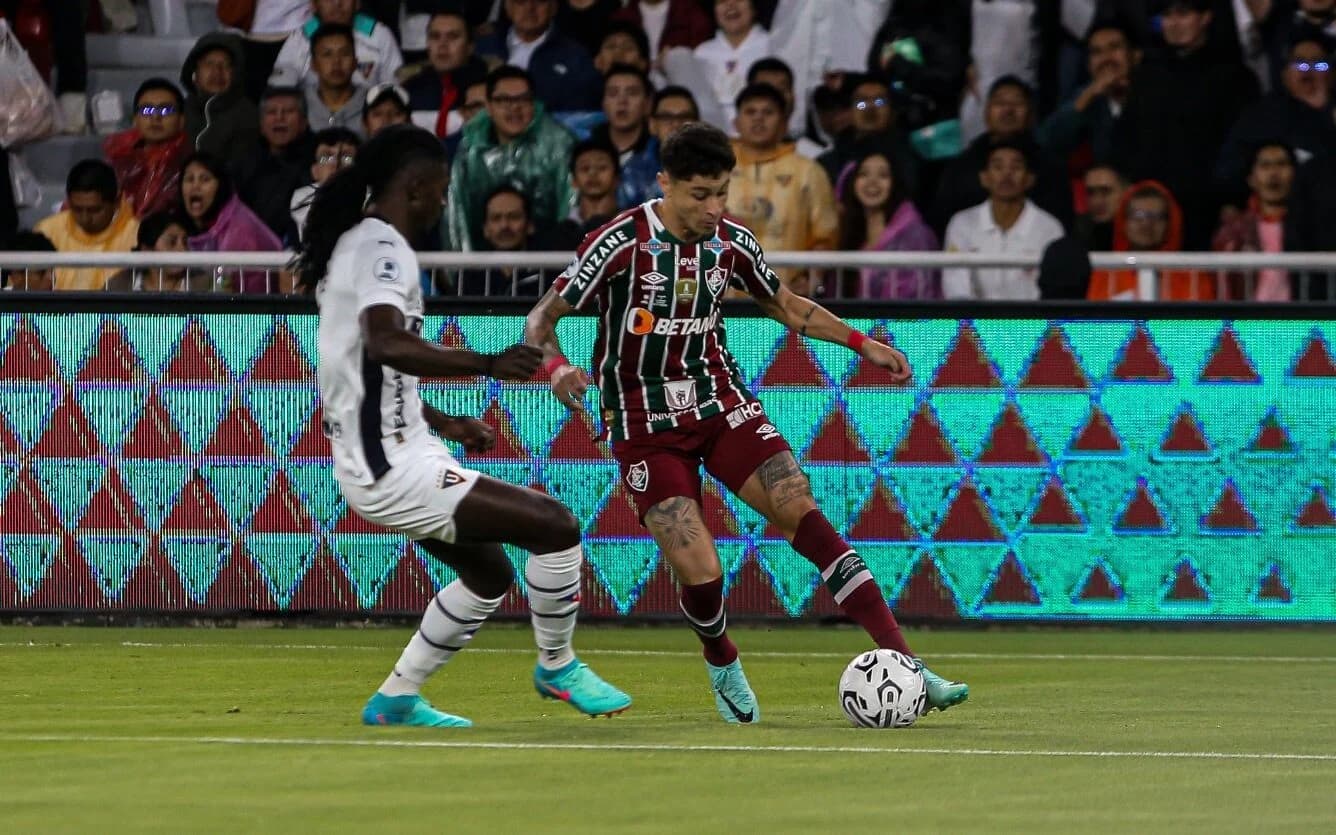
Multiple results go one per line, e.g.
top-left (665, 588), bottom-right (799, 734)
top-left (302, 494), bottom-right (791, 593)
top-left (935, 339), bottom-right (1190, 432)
top-left (76, 321), bottom-right (145, 383)
top-left (759, 331), bottom-right (827, 387)
top-left (1115, 479), bottom-right (1169, 531)
top-left (1020, 328), bottom-right (1089, 389)
top-left (1160, 408), bottom-right (1212, 454)
top-left (728, 556), bottom-right (781, 615)
top-left (978, 403), bottom-right (1046, 464)
top-left (1256, 565), bottom-right (1292, 603)
top-left (983, 552), bottom-right (1040, 604)
top-left (0, 415), bottom-right (23, 457)
top-left (933, 479), bottom-right (1005, 541)
top-left (1, 467), bottom-right (60, 532)
top-left (0, 318), bottom-right (58, 380)
top-left (1248, 413), bottom-right (1294, 453)
top-left (290, 404), bottom-right (332, 458)
top-left (930, 323), bottom-right (1001, 388)
top-left (806, 407), bottom-right (871, 463)
top-left (373, 550), bottom-right (434, 613)
top-left (332, 505), bottom-right (394, 534)
top-left (1199, 326), bottom-right (1259, 382)
top-left (892, 553), bottom-right (961, 621)
top-left (1291, 332), bottom-right (1336, 377)
top-left (0, 555), bottom-right (19, 606)
top-left (31, 390), bottom-right (101, 458)
top-left (846, 326), bottom-right (909, 388)
top-left (290, 548), bottom-right (358, 611)
top-left (161, 472), bottom-right (232, 533)
top-left (1076, 563), bottom-right (1122, 601)
top-left (28, 535), bottom-right (103, 608)
top-left (549, 410), bottom-right (608, 460)
top-left (1202, 481), bottom-right (1258, 532)
top-left (848, 482), bottom-right (916, 541)
top-left (202, 398), bottom-right (272, 458)
top-left (120, 539), bottom-right (189, 609)
top-left (251, 469), bottom-right (313, 533)
top-left (1112, 326), bottom-right (1173, 381)
top-left (250, 323), bottom-right (313, 382)
top-left (1165, 560), bottom-right (1209, 602)
top-left (577, 567), bottom-right (619, 617)
top-left (634, 563), bottom-right (680, 614)
top-left (590, 486), bottom-right (642, 537)
top-left (122, 390), bottom-right (185, 458)
top-left (1070, 406), bottom-right (1123, 453)
top-left (77, 467), bottom-right (145, 531)
top-left (701, 481), bottom-right (739, 538)
top-left (438, 320), bottom-right (468, 350)
top-left (472, 400), bottom-right (529, 460)
top-left (204, 542), bottom-right (277, 611)
top-left (761, 516), bottom-right (787, 540)
top-left (163, 320), bottom-right (229, 383)
top-left (1029, 477), bottom-right (1084, 529)
top-left (892, 403), bottom-right (959, 464)
top-left (1295, 486), bottom-right (1336, 528)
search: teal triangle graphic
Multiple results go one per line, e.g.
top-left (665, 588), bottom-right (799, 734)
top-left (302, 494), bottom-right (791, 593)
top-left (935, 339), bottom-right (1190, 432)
top-left (502, 544), bottom-right (528, 576)
top-left (420, 315), bottom-right (448, 345)
top-left (883, 319), bottom-right (959, 383)
top-left (0, 383), bottom-right (57, 449)
top-left (845, 390), bottom-right (917, 461)
top-left (886, 467), bottom-right (964, 537)
top-left (755, 390), bottom-right (834, 454)
top-left (930, 544), bottom-right (1010, 612)
top-left (857, 544), bottom-right (922, 597)
top-left (1235, 320), bottom-right (1311, 383)
top-left (199, 313), bottom-right (272, 379)
top-left (553, 316), bottom-right (599, 367)
top-left (30, 313), bottom-right (101, 379)
top-left (1101, 387), bottom-right (1180, 453)
top-left (120, 461), bottom-right (191, 531)
top-left (418, 385), bottom-right (490, 425)
top-left (973, 467), bottom-right (1049, 535)
top-left (331, 534), bottom-right (406, 608)
top-left (160, 386), bottom-right (229, 454)
top-left (805, 464), bottom-right (874, 534)
top-left (75, 385), bottom-right (149, 454)
top-left (119, 314), bottom-right (187, 376)
top-left (1146, 319), bottom-right (1223, 384)
top-left (287, 463), bottom-right (344, 530)
top-left (2, 534), bottom-right (61, 596)
top-left (723, 316), bottom-right (786, 385)
top-left (718, 478), bottom-right (767, 541)
top-left (284, 314), bottom-right (319, 370)
top-left (416, 543), bottom-right (458, 592)
top-left (496, 386), bottom-right (568, 458)
top-left (471, 461), bottom-right (535, 487)
top-left (245, 385), bottom-right (317, 458)
top-left (457, 315), bottom-right (525, 354)
top-left (161, 535), bottom-right (231, 602)
top-left (1015, 393), bottom-right (1092, 459)
top-left (755, 540), bottom-right (820, 616)
top-left (245, 533), bottom-right (318, 608)
top-left (1062, 320), bottom-right (1136, 382)
top-left (807, 337), bottom-right (855, 387)
top-left (715, 540), bottom-right (750, 594)
top-left (542, 462), bottom-right (619, 531)
top-left (584, 539), bottom-right (659, 614)
top-left (929, 392), bottom-right (1007, 460)
top-left (0, 312), bottom-right (16, 353)
top-left (77, 534), bottom-right (146, 599)
top-left (976, 319), bottom-right (1049, 385)
top-left (33, 458), bottom-right (106, 527)
top-left (201, 463), bottom-right (275, 531)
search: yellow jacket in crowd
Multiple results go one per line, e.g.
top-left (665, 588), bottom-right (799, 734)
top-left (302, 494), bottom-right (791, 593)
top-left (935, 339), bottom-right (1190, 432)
top-left (35, 200), bottom-right (140, 291)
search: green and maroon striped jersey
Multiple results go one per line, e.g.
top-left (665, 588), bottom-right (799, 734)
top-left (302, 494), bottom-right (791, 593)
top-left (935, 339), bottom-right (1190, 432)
top-left (552, 201), bottom-right (784, 442)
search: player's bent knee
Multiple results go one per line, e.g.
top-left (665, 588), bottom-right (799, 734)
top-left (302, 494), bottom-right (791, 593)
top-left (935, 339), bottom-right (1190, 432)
top-left (531, 495), bottom-right (582, 553)
top-left (469, 549), bottom-right (515, 599)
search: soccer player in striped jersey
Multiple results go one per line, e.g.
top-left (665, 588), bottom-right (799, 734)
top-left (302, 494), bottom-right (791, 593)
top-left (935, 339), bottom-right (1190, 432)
top-left (526, 122), bottom-right (968, 724)
top-left (295, 125), bottom-right (630, 727)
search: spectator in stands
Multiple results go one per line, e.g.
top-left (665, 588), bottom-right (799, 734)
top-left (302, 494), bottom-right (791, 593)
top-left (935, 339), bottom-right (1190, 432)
top-left (448, 67), bottom-right (576, 251)
top-left (1285, 150), bottom-right (1336, 299)
top-left (1087, 180), bottom-right (1215, 299)
top-left (1264, 0), bottom-right (1336, 88)
top-left (270, 0), bottom-right (403, 88)
top-left (232, 0), bottom-right (311, 101)
top-left (542, 138), bottom-right (622, 250)
top-left (1037, 236), bottom-right (1095, 299)
top-left (590, 65), bottom-right (658, 207)
top-left (458, 185), bottom-right (542, 296)
top-left (178, 152), bottom-right (285, 293)
top-left (1213, 142), bottom-right (1297, 300)
top-left (747, 57), bottom-right (825, 158)
top-left (836, 150), bottom-right (939, 299)
top-left (942, 137), bottom-right (1064, 299)
top-left (304, 24), bottom-right (370, 137)
top-left (181, 33), bottom-right (261, 168)
top-left (933, 76), bottom-right (1073, 234)
top-left (1075, 163), bottom-right (1129, 251)
top-left (1215, 36), bottom-right (1336, 205)
top-left (363, 82), bottom-right (411, 137)
top-left (695, 0), bottom-right (772, 133)
top-left (865, 0), bottom-right (970, 130)
top-left (613, 0), bottom-right (714, 58)
top-left (957, 0), bottom-right (1041, 143)
top-left (1038, 21), bottom-right (1140, 166)
top-left (595, 20), bottom-right (653, 75)
top-left (1113, 0), bottom-right (1260, 250)
top-left (728, 83), bottom-right (838, 294)
top-left (404, 8), bottom-right (488, 140)
top-left (104, 79), bottom-right (193, 220)
top-left (34, 160), bottom-right (139, 292)
top-left (291, 127), bottom-right (361, 239)
top-left (476, 0), bottom-right (603, 113)
top-left (105, 210), bottom-right (210, 292)
top-left (818, 75), bottom-right (920, 204)
top-left (232, 87), bottom-right (316, 243)
top-left (1, 231), bottom-right (55, 291)
top-left (810, 82), bottom-right (852, 150)
top-left (556, 0), bottom-right (622, 58)
top-left (650, 85), bottom-right (700, 146)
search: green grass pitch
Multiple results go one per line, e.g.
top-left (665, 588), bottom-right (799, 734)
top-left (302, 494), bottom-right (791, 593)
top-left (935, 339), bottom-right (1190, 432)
top-left (2, 625), bottom-right (1334, 833)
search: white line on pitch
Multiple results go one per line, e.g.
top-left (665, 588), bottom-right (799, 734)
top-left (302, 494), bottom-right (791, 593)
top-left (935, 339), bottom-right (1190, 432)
top-left (1, 734), bottom-right (1333, 762)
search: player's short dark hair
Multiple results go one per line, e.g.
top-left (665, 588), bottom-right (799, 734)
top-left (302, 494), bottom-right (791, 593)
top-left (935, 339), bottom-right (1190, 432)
top-left (312, 126), bottom-right (362, 149)
top-left (652, 85), bottom-right (699, 117)
top-left (988, 74), bottom-right (1034, 103)
top-left (980, 135), bottom-right (1038, 172)
top-left (747, 57), bottom-right (793, 87)
top-left (569, 138), bottom-right (620, 175)
top-left (2, 230), bottom-right (56, 287)
top-left (486, 65), bottom-right (533, 98)
top-left (603, 63), bottom-right (652, 97)
top-left (310, 22), bottom-right (355, 52)
top-left (601, 20), bottom-right (650, 63)
top-left (735, 82), bottom-right (787, 113)
top-left (260, 85), bottom-right (307, 116)
top-left (1087, 17), bottom-right (1140, 49)
top-left (66, 159), bottom-right (119, 201)
top-left (485, 183), bottom-right (531, 219)
top-left (135, 209), bottom-right (189, 250)
top-left (1247, 140), bottom-right (1298, 171)
top-left (428, 5), bottom-right (471, 34)
top-left (133, 77), bottom-right (183, 110)
top-left (1085, 161), bottom-right (1130, 185)
top-left (661, 122), bottom-right (735, 181)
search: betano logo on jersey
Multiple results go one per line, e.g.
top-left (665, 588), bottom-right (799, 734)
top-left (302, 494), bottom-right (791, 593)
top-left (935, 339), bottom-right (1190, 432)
top-left (627, 308), bottom-right (721, 336)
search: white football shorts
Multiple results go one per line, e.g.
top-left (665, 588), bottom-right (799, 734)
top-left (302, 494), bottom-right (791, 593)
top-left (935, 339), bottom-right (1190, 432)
top-left (338, 438), bottom-right (482, 543)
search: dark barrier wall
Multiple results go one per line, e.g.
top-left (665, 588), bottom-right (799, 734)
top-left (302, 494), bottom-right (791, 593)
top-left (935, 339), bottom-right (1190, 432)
top-left (2, 299), bottom-right (1335, 620)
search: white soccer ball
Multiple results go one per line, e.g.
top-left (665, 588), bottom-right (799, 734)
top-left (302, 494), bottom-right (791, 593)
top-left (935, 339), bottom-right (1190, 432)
top-left (838, 649), bottom-right (927, 728)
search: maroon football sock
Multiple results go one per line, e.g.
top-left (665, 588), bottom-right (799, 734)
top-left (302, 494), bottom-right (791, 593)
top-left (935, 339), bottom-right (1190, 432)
top-left (679, 576), bottom-right (739, 666)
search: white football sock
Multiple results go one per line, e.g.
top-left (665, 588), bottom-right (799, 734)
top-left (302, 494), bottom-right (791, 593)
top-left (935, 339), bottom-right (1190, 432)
top-left (526, 544), bottom-right (582, 671)
top-left (379, 580), bottom-right (502, 697)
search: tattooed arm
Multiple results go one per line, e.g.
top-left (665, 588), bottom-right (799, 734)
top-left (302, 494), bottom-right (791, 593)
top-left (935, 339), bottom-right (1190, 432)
top-left (753, 286), bottom-right (911, 382)
top-left (525, 288), bottom-right (590, 411)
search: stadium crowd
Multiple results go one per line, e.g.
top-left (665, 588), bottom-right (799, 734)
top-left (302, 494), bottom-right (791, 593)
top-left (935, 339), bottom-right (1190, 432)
top-left (1, 0), bottom-right (1334, 300)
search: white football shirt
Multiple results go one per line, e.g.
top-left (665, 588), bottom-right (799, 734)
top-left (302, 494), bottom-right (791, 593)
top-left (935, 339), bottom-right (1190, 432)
top-left (316, 217), bottom-right (427, 486)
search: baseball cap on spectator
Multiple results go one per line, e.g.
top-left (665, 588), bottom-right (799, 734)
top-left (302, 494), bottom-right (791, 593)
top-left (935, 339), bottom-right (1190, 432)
top-left (364, 83), bottom-right (411, 117)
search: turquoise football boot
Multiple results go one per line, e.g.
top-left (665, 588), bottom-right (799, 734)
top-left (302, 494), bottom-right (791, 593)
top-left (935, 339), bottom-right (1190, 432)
top-left (915, 660), bottom-right (969, 712)
top-left (534, 658), bottom-right (632, 717)
top-left (707, 658), bottom-right (759, 724)
top-left (361, 692), bottom-right (472, 728)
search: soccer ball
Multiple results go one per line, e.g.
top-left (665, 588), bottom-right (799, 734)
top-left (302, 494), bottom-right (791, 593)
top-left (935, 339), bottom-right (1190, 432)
top-left (838, 649), bottom-right (927, 728)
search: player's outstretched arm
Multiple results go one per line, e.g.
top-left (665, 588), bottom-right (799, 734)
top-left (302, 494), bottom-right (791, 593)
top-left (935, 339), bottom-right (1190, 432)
top-left (754, 286), bottom-right (911, 382)
top-left (361, 304), bottom-right (541, 380)
top-left (421, 402), bottom-right (495, 453)
top-left (525, 289), bottom-right (591, 411)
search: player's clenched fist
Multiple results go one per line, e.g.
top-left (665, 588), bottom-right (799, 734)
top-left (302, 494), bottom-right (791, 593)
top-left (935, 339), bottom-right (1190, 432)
top-left (488, 344), bottom-right (543, 380)
top-left (550, 363), bottom-right (590, 411)
top-left (859, 339), bottom-right (912, 383)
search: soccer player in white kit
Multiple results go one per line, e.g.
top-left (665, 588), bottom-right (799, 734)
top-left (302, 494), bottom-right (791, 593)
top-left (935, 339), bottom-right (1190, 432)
top-left (294, 125), bottom-right (631, 727)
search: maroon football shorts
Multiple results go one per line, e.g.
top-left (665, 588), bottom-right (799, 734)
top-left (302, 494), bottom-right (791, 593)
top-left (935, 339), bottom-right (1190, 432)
top-left (610, 401), bottom-right (793, 522)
